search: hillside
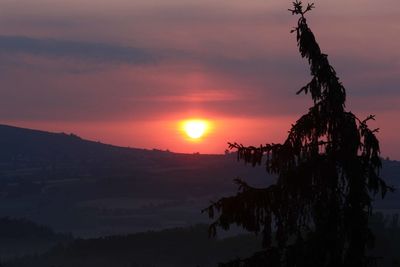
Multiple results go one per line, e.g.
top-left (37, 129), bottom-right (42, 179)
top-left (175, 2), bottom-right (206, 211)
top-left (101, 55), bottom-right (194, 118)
top-left (0, 124), bottom-right (268, 236)
top-left (0, 124), bottom-right (224, 182)
top-left (0, 124), bottom-right (398, 237)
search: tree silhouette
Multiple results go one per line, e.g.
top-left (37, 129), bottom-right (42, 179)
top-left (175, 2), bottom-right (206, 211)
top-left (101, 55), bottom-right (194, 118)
top-left (204, 2), bottom-right (392, 266)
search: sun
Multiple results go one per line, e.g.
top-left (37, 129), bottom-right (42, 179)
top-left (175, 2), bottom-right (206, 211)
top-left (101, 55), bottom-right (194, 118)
top-left (182, 120), bottom-right (208, 139)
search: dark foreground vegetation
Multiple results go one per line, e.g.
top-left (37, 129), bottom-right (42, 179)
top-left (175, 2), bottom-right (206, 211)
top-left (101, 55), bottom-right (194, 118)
top-left (1, 214), bottom-right (399, 267)
top-left (3, 223), bottom-right (261, 267)
top-left (205, 2), bottom-right (395, 266)
top-left (0, 123), bottom-right (399, 238)
top-left (0, 217), bottom-right (71, 260)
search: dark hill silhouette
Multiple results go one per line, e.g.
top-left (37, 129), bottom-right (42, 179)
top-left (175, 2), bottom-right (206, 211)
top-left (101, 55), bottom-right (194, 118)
top-left (0, 123), bottom-right (246, 182)
top-left (0, 124), bottom-right (269, 236)
top-left (0, 124), bottom-right (398, 237)
top-left (0, 123), bottom-right (156, 161)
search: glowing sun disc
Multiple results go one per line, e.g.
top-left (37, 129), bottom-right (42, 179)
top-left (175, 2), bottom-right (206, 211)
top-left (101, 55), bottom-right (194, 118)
top-left (183, 120), bottom-right (207, 139)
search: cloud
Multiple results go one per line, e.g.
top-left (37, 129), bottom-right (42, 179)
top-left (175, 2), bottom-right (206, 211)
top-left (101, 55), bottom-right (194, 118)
top-left (0, 0), bottom-right (398, 123)
top-left (0, 33), bottom-right (397, 123)
top-left (0, 35), bottom-right (156, 65)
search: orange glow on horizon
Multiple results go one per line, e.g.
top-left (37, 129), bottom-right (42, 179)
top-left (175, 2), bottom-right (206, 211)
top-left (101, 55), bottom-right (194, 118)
top-left (16, 114), bottom-right (400, 157)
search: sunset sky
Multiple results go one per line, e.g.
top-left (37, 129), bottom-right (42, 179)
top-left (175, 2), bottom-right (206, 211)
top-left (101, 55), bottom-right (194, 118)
top-left (0, 0), bottom-right (399, 158)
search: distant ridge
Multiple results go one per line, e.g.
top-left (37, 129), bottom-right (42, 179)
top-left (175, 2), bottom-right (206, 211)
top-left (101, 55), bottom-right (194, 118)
top-left (0, 123), bottom-right (398, 237)
top-left (0, 124), bottom-right (150, 160)
top-left (0, 123), bottom-right (231, 183)
top-left (0, 124), bottom-right (249, 235)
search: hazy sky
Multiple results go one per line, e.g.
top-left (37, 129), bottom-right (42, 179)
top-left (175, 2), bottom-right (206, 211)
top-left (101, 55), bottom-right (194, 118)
top-left (0, 0), bottom-right (399, 158)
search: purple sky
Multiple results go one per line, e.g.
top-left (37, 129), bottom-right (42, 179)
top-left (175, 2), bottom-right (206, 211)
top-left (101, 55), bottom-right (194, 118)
top-left (0, 0), bottom-right (399, 158)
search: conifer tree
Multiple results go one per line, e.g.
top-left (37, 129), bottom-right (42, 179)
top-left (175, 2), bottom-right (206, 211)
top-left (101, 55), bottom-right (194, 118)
top-left (204, 2), bottom-right (392, 266)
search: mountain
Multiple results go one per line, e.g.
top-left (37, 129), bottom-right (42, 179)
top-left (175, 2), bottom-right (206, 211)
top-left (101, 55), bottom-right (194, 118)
top-left (0, 124), bottom-right (141, 160)
top-left (0, 124), bottom-right (268, 236)
top-left (0, 124), bottom-right (398, 237)
top-left (0, 124), bottom-right (191, 181)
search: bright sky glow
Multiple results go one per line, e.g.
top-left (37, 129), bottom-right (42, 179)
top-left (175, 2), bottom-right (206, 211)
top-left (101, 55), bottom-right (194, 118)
top-left (0, 0), bottom-right (399, 157)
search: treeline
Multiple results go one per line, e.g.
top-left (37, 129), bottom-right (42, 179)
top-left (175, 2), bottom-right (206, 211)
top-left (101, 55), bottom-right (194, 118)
top-left (0, 217), bottom-right (71, 240)
top-left (2, 214), bottom-right (400, 267)
top-left (0, 217), bottom-right (72, 260)
top-left (4, 224), bottom-right (260, 267)
top-left (370, 213), bottom-right (400, 266)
